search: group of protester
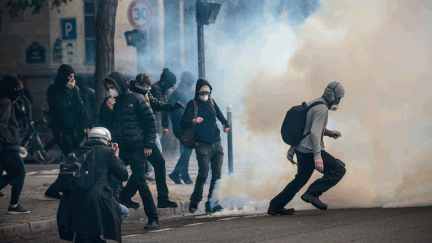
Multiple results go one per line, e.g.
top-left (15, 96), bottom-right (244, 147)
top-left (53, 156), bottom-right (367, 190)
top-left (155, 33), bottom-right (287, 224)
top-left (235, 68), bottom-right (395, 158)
top-left (0, 62), bottom-right (348, 242)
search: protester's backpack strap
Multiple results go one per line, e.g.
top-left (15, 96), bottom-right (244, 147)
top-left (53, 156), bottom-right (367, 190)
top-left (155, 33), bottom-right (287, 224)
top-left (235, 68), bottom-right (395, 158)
top-left (209, 98), bottom-right (216, 114)
top-left (192, 99), bottom-right (198, 120)
top-left (302, 101), bottom-right (325, 138)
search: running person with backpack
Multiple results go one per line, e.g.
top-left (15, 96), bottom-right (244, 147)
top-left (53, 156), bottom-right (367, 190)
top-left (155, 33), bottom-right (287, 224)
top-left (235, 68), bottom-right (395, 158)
top-left (269, 81), bottom-right (346, 215)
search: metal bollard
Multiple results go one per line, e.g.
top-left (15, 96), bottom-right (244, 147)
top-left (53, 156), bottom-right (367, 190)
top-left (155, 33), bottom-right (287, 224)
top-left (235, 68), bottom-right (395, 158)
top-left (227, 105), bottom-right (233, 175)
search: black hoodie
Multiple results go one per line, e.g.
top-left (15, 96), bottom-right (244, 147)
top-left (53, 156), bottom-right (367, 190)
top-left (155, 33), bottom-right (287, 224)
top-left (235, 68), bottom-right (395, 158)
top-left (46, 64), bottom-right (90, 133)
top-left (100, 71), bottom-right (157, 150)
top-left (180, 79), bottom-right (229, 145)
top-left (0, 75), bottom-right (20, 151)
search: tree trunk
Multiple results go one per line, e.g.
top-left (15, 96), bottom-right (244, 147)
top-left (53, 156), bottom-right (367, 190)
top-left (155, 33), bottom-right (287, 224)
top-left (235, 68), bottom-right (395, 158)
top-left (94, 0), bottom-right (118, 126)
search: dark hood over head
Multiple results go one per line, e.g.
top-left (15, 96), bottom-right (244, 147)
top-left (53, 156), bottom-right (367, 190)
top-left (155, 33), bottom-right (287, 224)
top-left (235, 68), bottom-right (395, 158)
top-left (75, 74), bottom-right (88, 89)
top-left (322, 81), bottom-right (345, 107)
top-left (194, 79), bottom-right (212, 100)
top-left (0, 75), bottom-right (19, 100)
top-left (55, 64), bottom-right (75, 88)
top-left (179, 71), bottom-right (195, 89)
top-left (103, 71), bottom-right (129, 96)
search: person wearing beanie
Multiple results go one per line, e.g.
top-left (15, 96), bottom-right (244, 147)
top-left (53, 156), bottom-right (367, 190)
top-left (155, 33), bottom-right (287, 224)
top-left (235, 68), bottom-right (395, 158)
top-left (168, 71), bottom-right (196, 184)
top-left (268, 81), bottom-right (347, 216)
top-left (150, 68), bottom-right (177, 137)
top-left (0, 75), bottom-right (30, 214)
top-left (44, 64), bottom-right (91, 200)
top-left (180, 79), bottom-right (230, 214)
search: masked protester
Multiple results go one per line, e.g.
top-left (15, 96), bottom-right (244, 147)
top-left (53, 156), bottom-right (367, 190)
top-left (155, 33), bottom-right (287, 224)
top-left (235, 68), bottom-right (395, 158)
top-left (0, 75), bottom-right (30, 214)
top-left (168, 71), bottom-right (196, 184)
top-left (44, 64), bottom-right (92, 200)
top-left (57, 127), bottom-right (128, 243)
top-left (180, 79), bottom-right (230, 214)
top-left (268, 81), bottom-right (347, 216)
top-left (129, 73), bottom-right (183, 208)
top-left (99, 71), bottom-right (161, 230)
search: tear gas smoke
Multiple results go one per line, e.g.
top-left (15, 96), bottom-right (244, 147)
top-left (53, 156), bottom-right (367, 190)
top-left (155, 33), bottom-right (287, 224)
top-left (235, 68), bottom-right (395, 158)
top-left (204, 0), bottom-right (432, 213)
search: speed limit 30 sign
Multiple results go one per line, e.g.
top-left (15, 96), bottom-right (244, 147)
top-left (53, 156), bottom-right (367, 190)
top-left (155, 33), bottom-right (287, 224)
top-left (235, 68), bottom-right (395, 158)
top-left (128, 0), bottom-right (153, 30)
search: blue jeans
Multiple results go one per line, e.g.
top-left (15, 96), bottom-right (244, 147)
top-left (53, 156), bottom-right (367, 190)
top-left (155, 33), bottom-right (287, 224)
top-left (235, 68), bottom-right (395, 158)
top-left (119, 203), bottom-right (129, 223)
top-left (172, 144), bottom-right (192, 179)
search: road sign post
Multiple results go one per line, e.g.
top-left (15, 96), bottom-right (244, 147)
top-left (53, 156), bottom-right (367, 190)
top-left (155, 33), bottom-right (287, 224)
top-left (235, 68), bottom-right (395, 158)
top-left (126, 0), bottom-right (153, 73)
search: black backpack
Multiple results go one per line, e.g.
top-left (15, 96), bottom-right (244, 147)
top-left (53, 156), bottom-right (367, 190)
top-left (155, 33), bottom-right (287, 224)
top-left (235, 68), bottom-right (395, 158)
top-left (281, 101), bottom-right (325, 146)
top-left (57, 146), bottom-right (96, 193)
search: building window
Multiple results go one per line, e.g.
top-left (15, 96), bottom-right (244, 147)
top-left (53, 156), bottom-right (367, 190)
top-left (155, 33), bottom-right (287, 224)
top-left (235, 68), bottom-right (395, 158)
top-left (84, 0), bottom-right (97, 64)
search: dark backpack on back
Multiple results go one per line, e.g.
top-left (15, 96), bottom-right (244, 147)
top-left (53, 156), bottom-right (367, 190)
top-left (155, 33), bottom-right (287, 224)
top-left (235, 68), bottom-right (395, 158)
top-left (281, 101), bottom-right (325, 146)
top-left (57, 146), bottom-right (96, 193)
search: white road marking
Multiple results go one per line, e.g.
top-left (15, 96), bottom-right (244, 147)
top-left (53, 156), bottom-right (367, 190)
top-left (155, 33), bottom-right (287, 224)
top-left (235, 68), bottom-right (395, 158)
top-left (245, 214), bottom-right (268, 218)
top-left (37, 176), bottom-right (58, 178)
top-left (219, 217), bottom-right (239, 221)
top-left (185, 223), bottom-right (205, 227)
top-left (150, 228), bottom-right (174, 233)
top-left (123, 234), bottom-right (143, 238)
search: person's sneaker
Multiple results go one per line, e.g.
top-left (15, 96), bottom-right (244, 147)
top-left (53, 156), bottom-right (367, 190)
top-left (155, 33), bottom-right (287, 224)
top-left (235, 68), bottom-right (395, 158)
top-left (169, 173), bottom-right (182, 184)
top-left (181, 176), bottom-right (193, 185)
top-left (157, 198), bottom-right (178, 208)
top-left (117, 196), bottom-right (140, 209)
top-left (8, 204), bottom-right (30, 214)
top-left (267, 206), bottom-right (295, 216)
top-left (44, 188), bottom-right (61, 200)
top-left (205, 201), bottom-right (224, 213)
top-left (144, 220), bottom-right (159, 230)
top-left (301, 193), bottom-right (328, 210)
top-left (188, 202), bottom-right (198, 213)
top-left (0, 191), bottom-right (4, 197)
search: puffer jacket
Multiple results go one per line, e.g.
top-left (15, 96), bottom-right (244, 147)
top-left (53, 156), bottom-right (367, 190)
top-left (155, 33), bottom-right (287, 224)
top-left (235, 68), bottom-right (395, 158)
top-left (99, 72), bottom-right (157, 150)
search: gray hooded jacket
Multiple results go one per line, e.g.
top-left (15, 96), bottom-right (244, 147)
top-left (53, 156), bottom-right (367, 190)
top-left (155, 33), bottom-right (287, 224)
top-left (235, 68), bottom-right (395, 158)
top-left (294, 82), bottom-right (345, 160)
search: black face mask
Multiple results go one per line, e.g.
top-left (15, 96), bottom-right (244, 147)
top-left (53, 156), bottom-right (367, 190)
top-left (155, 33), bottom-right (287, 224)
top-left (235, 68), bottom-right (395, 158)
top-left (8, 90), bottom-right (20, 102)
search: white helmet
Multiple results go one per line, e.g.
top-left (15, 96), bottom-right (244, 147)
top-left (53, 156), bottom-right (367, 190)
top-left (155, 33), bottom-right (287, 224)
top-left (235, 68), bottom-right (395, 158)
top-left (88, 127), bottom-right (112, 144)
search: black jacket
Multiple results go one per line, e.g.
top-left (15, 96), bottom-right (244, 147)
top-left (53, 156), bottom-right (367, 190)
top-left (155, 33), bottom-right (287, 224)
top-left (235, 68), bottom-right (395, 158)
top-left (180, 79), bottom-right (229, 145)
top-left (0, 98), bottom-right (20, 151)
top-left (13, 94), bottom-right (32, 136)
top-left (150, 81), bottom-right (170, 129)
top-left (100, 72), bottom-right (157, 150)
top-left (57, 140), bottom-right (128, 243)
top-left (130, 80), bottom-right (177, 113)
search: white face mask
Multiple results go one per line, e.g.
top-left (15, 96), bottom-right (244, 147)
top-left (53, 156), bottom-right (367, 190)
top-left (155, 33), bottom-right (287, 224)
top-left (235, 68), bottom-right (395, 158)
top-left (108, 88), bottom-right (119, 97)
top-left (199, 94), bottom-right (209, 102)
top-left (330, 104), bottom-right (338, 111)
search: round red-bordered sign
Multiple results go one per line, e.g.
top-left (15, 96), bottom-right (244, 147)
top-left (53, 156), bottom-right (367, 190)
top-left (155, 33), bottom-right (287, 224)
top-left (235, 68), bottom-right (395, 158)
top-left (128, 0), bottom-right (153, 30)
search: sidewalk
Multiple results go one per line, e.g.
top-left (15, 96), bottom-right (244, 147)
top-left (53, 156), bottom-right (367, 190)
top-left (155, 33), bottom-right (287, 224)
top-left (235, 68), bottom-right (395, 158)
top-left (0, 153), bottom-right (201, 238)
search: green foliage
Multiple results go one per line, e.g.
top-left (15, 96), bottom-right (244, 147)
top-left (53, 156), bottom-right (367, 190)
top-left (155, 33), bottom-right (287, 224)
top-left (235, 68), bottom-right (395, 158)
top-left (6, 0), bottom-right (73, 18)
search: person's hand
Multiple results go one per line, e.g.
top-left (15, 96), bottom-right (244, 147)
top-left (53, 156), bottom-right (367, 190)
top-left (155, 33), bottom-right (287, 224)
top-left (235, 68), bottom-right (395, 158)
top-left (144, 148), bottom-right (152, 157)
top-left (192, 117), bottom-right (203, 124)
top-left (111, 143), bottom-right (120, 157)
top-left (328, 130), bottom-right (342, 139)
top-left (163, 129), bottom-right (169, 136)
top-left (315, 159), bottom-right (324, 173)
top-left (223, 125), bottom-right (230, 133)
top-left (84, 128), bottom-right (90, 134)
top-left (66, 79), bottom-right (75, 89)
top-left (107, 97), bottom-right (116, 110)
top-left (174, 101), bottom-right (185, 110)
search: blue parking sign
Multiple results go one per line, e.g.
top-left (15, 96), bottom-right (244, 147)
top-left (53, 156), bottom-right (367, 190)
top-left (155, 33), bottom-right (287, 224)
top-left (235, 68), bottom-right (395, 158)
top-left (62, 18), bottom-right (77, 40)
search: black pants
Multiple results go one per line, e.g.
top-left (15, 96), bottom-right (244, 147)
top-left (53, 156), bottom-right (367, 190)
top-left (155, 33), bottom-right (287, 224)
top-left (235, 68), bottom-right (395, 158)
top-left (48, 131), bottom-right (80, 193)
top-left (74, 233), bottom-right (107, 243)
top-left (270, 150), bottom-right (346, 209)
top-left (120, 148), bottom-right (158, 221)
top-left (0, 150), bottom-right (26, 205)
top-left (147, 145), bottom-right (169, 200)
top-left (190, 142), bottom-right (224, 204)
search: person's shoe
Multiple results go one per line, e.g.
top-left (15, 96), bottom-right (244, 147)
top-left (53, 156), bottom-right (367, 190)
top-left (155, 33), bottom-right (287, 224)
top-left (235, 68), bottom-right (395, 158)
top-left (301, 193), bottom-right (328, 210)
top-left (8, 204), bottom-right (30, 214)
top-left (0, 191), bottom-right (4, 197)
top-left (44, 189), bottom-right (61, 200)
top-left (157, 198), bottom-right (178, 208)
top-left (117, 196), bottom-right (140, 209)
top-left (169, 173), bottom-right (182, 184)
top-left (205, 201), bottom-right (224, 213)
top-left (188, 202), bottom-right (198, 213)
top-left (144, 220), bottom-right (159, 230)
top-left (267, 205), bottom-right (295, 216)
top-left (181, 176), bottom-right (193, 185)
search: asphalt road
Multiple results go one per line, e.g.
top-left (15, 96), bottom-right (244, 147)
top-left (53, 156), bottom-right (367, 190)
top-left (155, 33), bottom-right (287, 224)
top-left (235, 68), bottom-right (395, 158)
top-left (6, 207), bottom-right (432, 243)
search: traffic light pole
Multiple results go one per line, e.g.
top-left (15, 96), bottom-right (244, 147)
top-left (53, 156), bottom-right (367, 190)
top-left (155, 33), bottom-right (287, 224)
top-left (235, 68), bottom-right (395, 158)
top-left (197, 22), bottom-right (205, 80)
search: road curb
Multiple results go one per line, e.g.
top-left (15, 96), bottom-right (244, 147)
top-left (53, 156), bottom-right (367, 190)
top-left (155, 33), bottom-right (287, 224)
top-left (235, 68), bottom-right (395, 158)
top-left (0, 201), bottom-right (190, 238)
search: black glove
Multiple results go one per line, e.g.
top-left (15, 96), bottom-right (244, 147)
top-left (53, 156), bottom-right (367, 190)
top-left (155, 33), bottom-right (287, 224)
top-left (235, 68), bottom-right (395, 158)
top-left (170, 101), bottom-right (186, 111)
